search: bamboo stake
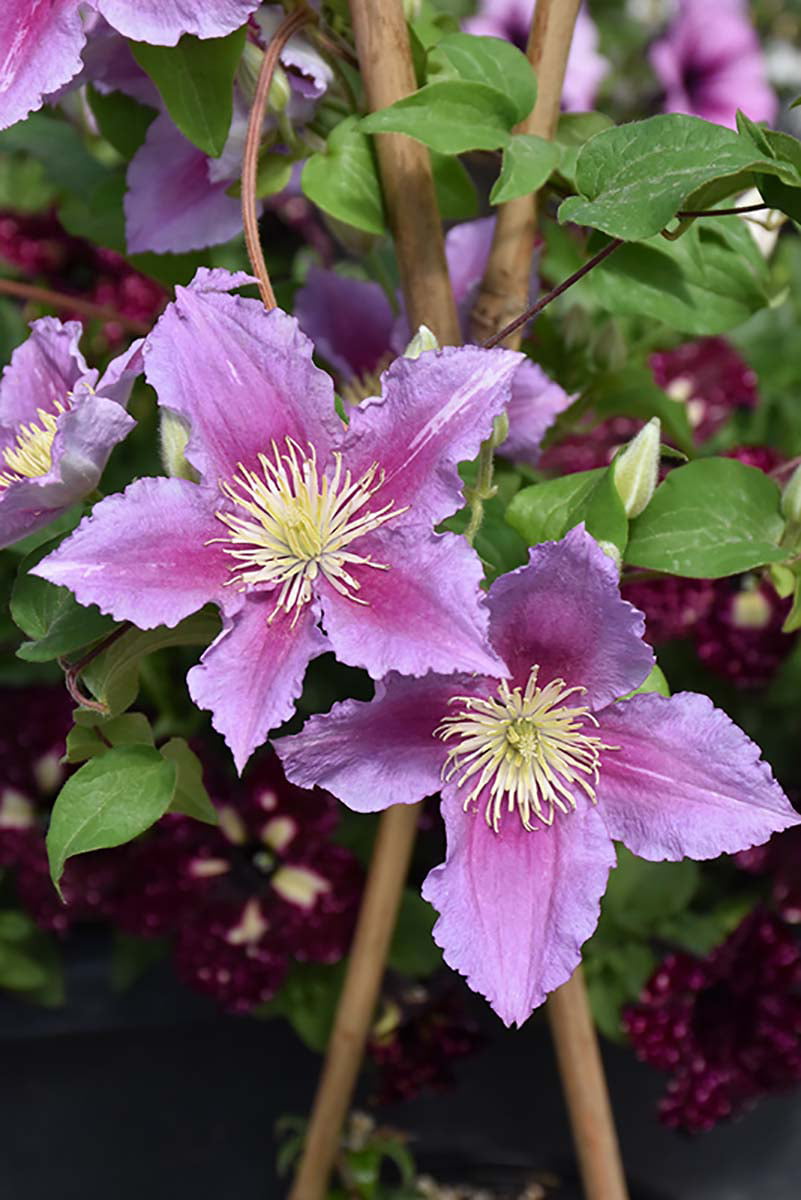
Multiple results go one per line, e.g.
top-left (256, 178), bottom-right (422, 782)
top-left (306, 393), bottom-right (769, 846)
top-left (547, 968), bottom-right (629, 1200)
top-left (469, 0), bottom-right (582, 347)
top-left (288, 5), bottom-right (459, 1197)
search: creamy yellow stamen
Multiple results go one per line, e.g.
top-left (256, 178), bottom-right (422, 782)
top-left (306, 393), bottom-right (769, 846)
top-left (0, 400), bottom-right (67, 490)
top-left (212, 437), bottom-right (407, 626)
top-left (436, 665), bottom-right (616, 833)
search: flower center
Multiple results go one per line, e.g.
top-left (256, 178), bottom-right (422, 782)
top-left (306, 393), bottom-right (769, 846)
top-left (213, 437), bottom-right (407, 626)
top-left (436, 665), bottom-right (616, 833)
top-left (0, 400), bottom-right (67, 490)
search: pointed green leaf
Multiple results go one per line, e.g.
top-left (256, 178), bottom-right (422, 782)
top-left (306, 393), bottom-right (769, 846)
top-left (490, 133), bottom-right (561, 204)
top-left (161, 737), bottom-right (218, 825)
top-left (361, 80), bottom-right (517, 154)
top-left (66, 712), bottom-right (155, 763)
top-left (12, 539), bottom-right (117, 662)
top-left (505, 468), bottom-right (605, 545)
top-left (302, 116), bottom-right (386, 235)
top-left (427, 32), bottom-right (537, 123)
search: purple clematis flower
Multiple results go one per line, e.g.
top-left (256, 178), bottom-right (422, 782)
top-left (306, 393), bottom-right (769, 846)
top-left (0, 0), bottom-right (261, 131)
top-left (277, 527), bottom-right (800, 1026)
top-left (33, 270), bottom-right (522, 771)
top-left (464, 1), bottom-right (609, 112)
top-left (0, 318), bottom-right (141, 548)
top-left (650, 0), bottom-right (777, 129)
top-left (295, 218), bottom-right (572, 465)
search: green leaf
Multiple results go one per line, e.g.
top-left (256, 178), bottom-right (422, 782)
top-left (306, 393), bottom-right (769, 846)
top-left (86, 85), bottom-right (158, 159)
top-left (388, 890), bottom-right (441, 976)
top-left (554, 111), bottom-right (614, 186)
top-left (302, 116), bottom-right (386, 235)
top-left (160, 737), bottom-right (218, 825)
top-left (782, 566), bottom-right (801, 633)
top-left (431, 150), bottom-right (478, 219)
top-left (559, 114), bottom-right (797, 240)
top-left (626, 458), bottom-right (788, 577)
top-left (259, 962), bottom-right (346, 1051)
top-left (361, 80), bottom-right (518, 154)
top-left (59, 169), bottom-right (127, 252)
top-left (584, 463), bottom-right (629, 557)
top-left (426, 32), bottom-right (537, 123)
top-left (66, 712), bottom-right (155, 763)
top-left (131, 28), bottom-right (247, 157)
top-left (505, 467), bottom-right (605, 545)
top-left (589, 220), bottom-right (770, 335)
top-left (12, 539), bottom-right (117, 662)
top-left (0, 111), bottom-right (107, 196)
top-left (584, 366), bottom-right (694, 457)
top-left (490, 134), bottom-right (561, 204)
top-left (0, 298), bottom-right (30, 366)
top-left (622, 664), bottom-right (671, 699)
top-left (603, 846), bottom-right (699, 935)
top-left (47, 746), bottom-right (177, 892)
top-left (585, 943), bottom-right (656, 1041)
top-left (110, 932), bottom-right (169, 992)
top-left (756, 128), bottom-right (801, 223)
top-left (0, 910), bottom-right (64, 1004)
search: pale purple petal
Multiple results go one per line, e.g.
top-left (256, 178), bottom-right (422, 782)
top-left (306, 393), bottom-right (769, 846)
top-left (92, 0), bottom-right (259, 44)
top-left (423, 794), bottom-right (615, 1026)
top-left (49, 392), bottom-right (135, 496)
top-left (144, 276), bottom-right (341, 484)
top-left (188, 593), bottom-right (327, 773)
top-left (124, 114), bottom-right (243, 255)
top-left (294, 268), bottom-right (396, 380)
top-left (487, 527), bottom-right (654, 709)
top-left (0, 0), bottom-right (85, 131)
top-left (95, 337), bottom-right (145, 407)
top-left (444, 217), bottom-right (496, 310)
top-left (596, 691), bottom-right (800, 861)
top-left (0, 318), bottom-right (92, 430)
top-left (499, 359), bottom-right (573, 465)
top-left (318, 527), bottom-right (506, 680)
top-left (256, 7), bottom-right (334, 100)
top-left (79, 21), bottom-right (160, 107)
top-left (277, 672), bottom-right (483, 813)
top-left (32, 476), bottom-right (233, 627)
top-left (345, 344), bottom-right (522, 526)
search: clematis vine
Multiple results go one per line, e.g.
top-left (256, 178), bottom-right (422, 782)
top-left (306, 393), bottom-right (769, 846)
top-left (650, 0), bottom-right (777, 129)
top-left (277, 527), bottom-right (800, 1026)
top-left (295, 217), bottom-right (572, 465)
top-left (33, 270), bottom-right (522, 771)
top-left (0, 317), bottom-right (142, 548)
top-left (0, 0), bottom-right (261, 132)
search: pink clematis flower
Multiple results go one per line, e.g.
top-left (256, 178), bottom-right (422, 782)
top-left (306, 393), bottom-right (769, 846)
top-left (33, 270), bottom-right (522, 771)
top-left (295, 218), bottom-right (572, 466)
top-left (0, 317), bottom-right (142, 548)
top-left (0, 0), bottom-right (261, 131)
top-left (650, 0), bottom-right (777, 129)
top-left (277, 527), bottom-right (800, 1026)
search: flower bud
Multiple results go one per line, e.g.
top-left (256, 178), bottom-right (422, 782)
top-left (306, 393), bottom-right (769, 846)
top-left (781, 464), bottom-right (801, 525)
top-left (613, 417), bottom-right (661, 518)
top-left (238, 40), bottom-right (264, 105)
top-left (403, 325), bottom-right (439, 360)
top-left (597, 539), bottom-right (622, 572)
top-left (491, 411), bottom-right (509, 448)
top-left (160, 409), bottom-right (199, 483)
top-left (268, 64), bottom-right (291, 115)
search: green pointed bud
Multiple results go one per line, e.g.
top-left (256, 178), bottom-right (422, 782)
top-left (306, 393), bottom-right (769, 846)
top-left (781, 464), bottom-right (801, 525)
top-left (491, 411), bottom-right (509, 448)
top-left (403, 325), bottom-right (439, 360)
top-left (160, 409), bottom-right (199, 483)
top-left (238, 41), bottom-right (264, 104)
top-left (597, 539), bottom-right (622, 572)
top-left (403, 0), bottom-right (423, 16)
top-left (613, 417), bottom-right (661, 518)
top-left (268, 64), bottom-right (291, 115)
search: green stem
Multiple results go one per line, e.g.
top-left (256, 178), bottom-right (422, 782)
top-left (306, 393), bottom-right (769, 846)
top-left (464, 437), bottom-right (496, 545)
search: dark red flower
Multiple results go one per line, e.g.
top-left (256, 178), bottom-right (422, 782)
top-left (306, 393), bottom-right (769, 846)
top-left (622, 575), bottom-right (715, 646)
top-left (693, 577), bottom-right (795, 689)
top-left (624, 911), bottom-right (801, 1132)
top-left (736, 827), bottom-right (801, 925)
top-left (649, 337), bottom-right (759, 443)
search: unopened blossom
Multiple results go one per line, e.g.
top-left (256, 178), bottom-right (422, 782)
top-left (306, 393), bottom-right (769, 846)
top-left (0, 0), bottom-right (261, 131)
top-left (278, 527), bottom-right (799, 1026)
top-left (114, 753), bottom-right (363, 1012)
top-left (295, 217), bottom-right (572, 466)
top-left (650, 0), bottom-right (777, 129)
top-left (35, 270), bottom-right (521, 770)
top-left (464, 1), bottom-right (609, 111)
top-left (0, 317), bottom-right (141, 548)
top-left (624, 911), bottom-right (801, 1131)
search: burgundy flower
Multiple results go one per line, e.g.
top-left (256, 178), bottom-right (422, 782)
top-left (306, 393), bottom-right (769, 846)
top-left (737, 828), bottom-right (801, 925)
top-left (624, 911), bottom-right (801, 1132)
top-left (693, 577), bottom-right (795, 689)
top-left (537, 415), bottom-right (640, 476)
top-left (649, 337), bottom-right (759, 444)
top-left (621, 575), bottom-right (715, 646)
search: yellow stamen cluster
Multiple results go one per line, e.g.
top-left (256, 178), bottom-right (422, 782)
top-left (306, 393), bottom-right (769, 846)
top-left (213, 437), bottom-right (407, 626)
top-left (436, 666), bottom-right (616, 833)
top-left (0, 400), bottom-right (67, 490)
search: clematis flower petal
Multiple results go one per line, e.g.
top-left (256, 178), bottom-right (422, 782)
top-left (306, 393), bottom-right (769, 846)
top-left (294, 267), bottom-right (396, 380)
top-left (596, 691), bottom-right (800, 861)
top-left (499, 359), bottom-right (573, 465)
top-left (92, 0), bottom-right (260, 44)
top-left (318, 526), bottom-right (507, 680)
top-left (278, 672), bottom-right (484, 812)
top-left (0, 0), bottom-right (86, 132)
top-left (188, 593), bottom-right (328, 773)
top-left (143, 273), bottom-right (341, 483)
top-left (255, 8), bottom-right (334, 100)
top-left (32, 477), bottom-right (234, 627)
top-left (423, 793), bottom-right (615, 1026)
top-left (344, 344), bottom-right (522, 526)
top-left (49, 392), bottom-right (135, 498)
top-left (487, 526), bottom-right (654, 707)
top-left (124, 114), bottom-right (243, 255)
top-left (0, 318), bottom-right (92, 431)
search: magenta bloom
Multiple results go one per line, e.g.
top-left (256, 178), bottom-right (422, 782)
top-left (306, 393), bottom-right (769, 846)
top-left (0, 317), bottom-right (141, 548)
top-left (295, 218), bottom-right (571, 465)
top-left (464, 1), bottom-right (609, 111)
top-left (737, 828), bottom-right (801, 925)
top-left (0, 0), bottom-right (261, 131)
top-left (649, 336), bottom-right (759, 443)
top-left (278, 527), bottom-right (799, 1026)
top-left (34, 270), bottom-right (521, 770)
top-left (650, 0), bottom-right (777, 129)
top-left (624, 911), bottom-right (801, 1131)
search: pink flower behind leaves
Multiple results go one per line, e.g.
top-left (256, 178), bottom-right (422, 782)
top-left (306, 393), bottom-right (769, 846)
top-left (277, 527), bottom-right (799, 1026)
